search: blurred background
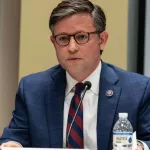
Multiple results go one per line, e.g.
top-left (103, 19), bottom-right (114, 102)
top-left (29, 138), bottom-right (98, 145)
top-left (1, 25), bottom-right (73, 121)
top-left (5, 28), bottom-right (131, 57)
top-left (0, 0), bottom-right (150, 132)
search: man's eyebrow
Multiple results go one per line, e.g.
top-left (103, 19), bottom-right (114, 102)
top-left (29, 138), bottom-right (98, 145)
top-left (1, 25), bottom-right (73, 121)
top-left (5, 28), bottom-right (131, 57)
top-left (54, 32), bottom-right (69, 36)
top-left (54, 30), bottom-right (88, 36)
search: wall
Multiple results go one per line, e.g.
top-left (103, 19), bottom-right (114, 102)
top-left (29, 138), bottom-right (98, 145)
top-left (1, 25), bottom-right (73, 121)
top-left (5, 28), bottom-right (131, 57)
top-left (19, 0), bottom-right (128, 79)
top-left (127, 0), bottom-right (139, 72)
top-left (144, 0), bottom-right (150, 77)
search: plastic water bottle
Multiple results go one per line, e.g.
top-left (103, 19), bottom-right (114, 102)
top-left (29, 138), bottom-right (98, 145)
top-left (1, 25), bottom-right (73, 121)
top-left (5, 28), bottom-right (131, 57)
top-left (113, 113), bottom-right (133, 150)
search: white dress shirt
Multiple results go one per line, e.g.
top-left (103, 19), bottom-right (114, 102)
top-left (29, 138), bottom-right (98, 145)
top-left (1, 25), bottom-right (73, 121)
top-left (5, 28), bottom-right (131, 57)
top-left (63, 61), bottom-right (101, 150)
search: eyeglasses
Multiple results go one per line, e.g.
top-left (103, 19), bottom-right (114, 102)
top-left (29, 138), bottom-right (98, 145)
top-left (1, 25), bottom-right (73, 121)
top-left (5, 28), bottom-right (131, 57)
top-left (53, 31), bottom-right (100, 46)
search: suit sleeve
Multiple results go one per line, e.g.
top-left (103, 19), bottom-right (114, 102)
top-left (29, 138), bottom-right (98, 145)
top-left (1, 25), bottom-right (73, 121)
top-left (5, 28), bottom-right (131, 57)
top-left (137, 78), bottom-right (150, 148)
top-left (0, 78), bottom-right (31, 147)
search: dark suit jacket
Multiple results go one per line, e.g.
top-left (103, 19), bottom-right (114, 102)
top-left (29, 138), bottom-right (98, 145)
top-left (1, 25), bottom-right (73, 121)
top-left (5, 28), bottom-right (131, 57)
top-left (0, 62), bottom-right (150, 150)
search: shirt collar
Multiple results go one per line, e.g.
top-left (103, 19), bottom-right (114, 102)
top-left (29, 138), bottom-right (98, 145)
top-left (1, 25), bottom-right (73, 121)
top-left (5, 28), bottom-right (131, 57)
top-left (65, 60), bottom-right (101, 96)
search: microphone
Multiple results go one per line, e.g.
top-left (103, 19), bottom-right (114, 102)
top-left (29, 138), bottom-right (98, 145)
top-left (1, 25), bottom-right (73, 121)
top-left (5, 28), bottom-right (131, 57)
top-left (83, 81), bottom-right (92, 90)
top-left (66, 81), bottom-right (92, 148)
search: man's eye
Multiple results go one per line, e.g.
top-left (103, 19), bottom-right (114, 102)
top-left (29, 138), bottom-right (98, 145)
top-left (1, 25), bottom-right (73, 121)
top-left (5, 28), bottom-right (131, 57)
top-left (58, 36), bottom-right (68, 41)
top-left (77, 34), bottom-right (88, 40)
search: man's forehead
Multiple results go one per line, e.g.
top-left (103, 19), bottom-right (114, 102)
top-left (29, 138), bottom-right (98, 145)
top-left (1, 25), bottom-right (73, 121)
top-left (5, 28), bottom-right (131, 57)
top-left (53, 13), bottom-right (95, 34)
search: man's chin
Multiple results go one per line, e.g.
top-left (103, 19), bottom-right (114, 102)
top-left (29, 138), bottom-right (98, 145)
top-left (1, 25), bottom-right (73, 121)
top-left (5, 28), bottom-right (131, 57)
top-left (66, 65), bottom-right (82, 73)
top-left (65, 67), bottom-right (86, 80)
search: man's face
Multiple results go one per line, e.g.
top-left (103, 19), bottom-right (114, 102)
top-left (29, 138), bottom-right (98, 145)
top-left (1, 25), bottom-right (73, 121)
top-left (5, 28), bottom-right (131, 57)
top-left (51, 13), bottom-right (108, 81)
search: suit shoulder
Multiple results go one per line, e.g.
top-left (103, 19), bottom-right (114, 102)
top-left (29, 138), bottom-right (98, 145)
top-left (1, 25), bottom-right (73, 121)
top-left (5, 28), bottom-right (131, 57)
top-left (106, 63), bottom-right (150, 83)
top-left (20, 65), bottom-right (63, 85)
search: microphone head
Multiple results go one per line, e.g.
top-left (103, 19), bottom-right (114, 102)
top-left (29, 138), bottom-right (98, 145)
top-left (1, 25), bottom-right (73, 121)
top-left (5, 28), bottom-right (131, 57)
top-left (84, 81), bottom-right (92, 90)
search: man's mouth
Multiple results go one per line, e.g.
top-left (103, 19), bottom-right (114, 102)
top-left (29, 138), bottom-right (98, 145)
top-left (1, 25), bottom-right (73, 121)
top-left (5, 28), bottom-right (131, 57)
top-left (67, 58), bottom-right (81, 60)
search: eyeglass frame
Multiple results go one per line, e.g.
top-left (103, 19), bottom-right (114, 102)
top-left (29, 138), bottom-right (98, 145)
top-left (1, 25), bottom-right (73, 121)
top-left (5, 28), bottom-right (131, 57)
top-left (52, 31), bottom-right (101, 46)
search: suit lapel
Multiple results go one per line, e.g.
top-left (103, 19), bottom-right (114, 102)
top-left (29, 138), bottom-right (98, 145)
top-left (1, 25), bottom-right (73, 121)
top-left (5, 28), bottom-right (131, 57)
top-left (97, 62), bottom-right (122, 150)
top-left (45, 66), bottom-right (66, 148)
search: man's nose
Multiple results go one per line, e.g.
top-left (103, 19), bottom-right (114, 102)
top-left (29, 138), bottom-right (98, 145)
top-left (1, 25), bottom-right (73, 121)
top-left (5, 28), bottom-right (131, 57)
top-left (67, 37), bottom-right (79, 53)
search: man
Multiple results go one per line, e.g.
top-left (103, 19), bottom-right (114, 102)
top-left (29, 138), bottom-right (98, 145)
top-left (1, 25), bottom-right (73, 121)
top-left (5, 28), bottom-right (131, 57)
top-left (0, 0), bottom-right (150, 150)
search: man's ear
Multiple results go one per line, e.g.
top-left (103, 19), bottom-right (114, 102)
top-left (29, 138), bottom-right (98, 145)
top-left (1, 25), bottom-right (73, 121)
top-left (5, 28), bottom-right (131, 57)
top-left (50, 35), bottom-right (55, 44)
top-left (99, 30), bottom-right (108, 50)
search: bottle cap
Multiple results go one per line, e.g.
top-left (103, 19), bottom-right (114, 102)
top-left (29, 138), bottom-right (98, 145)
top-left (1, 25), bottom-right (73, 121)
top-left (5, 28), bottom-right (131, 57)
top-left (119, 113), bottom-right (128, 118)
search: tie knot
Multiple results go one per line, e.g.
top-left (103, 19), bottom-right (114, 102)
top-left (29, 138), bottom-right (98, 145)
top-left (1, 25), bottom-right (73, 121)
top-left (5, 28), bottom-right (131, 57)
top-left (75, 83), bottom-right (84, 96)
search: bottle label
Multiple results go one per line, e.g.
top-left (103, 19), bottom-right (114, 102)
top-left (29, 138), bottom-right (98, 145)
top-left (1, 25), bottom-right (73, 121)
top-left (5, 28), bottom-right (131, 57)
top-left (113, 132), bottom-right (133, 145)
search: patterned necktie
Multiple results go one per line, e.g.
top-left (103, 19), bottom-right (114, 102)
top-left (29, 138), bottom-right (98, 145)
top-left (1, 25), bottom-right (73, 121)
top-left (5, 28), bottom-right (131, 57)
top-left (66, 83), bottom-right (84, 148)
